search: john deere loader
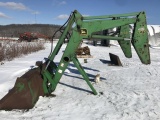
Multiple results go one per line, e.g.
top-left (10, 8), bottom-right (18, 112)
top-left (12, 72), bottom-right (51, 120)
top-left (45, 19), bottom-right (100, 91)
top-left (0, 10), bottom-right (150, 110)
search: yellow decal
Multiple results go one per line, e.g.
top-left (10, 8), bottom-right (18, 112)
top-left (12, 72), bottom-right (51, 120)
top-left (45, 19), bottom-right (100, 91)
top-left (80, 29), bottom-right (87, 35)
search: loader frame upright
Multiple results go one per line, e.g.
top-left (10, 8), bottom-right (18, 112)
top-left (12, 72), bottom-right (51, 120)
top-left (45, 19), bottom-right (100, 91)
top-left (42, 10), bottom-right (150, 95)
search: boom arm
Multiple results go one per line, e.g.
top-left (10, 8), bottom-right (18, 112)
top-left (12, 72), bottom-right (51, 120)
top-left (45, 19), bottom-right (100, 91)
top-left (42, 10), bottom-right (150, 95)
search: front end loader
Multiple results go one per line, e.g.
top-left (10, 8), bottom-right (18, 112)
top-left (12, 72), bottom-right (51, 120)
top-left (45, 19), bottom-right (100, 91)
top-left (0, 10), bottom-right (150, 110)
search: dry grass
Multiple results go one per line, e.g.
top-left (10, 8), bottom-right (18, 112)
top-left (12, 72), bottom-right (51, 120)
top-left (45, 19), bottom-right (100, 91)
top-left (0, 40), bottom-right (45, 62)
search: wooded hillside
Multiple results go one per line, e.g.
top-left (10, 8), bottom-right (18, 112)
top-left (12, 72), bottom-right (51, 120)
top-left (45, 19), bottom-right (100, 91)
top-left (0, 24), bottom-right (61, 38)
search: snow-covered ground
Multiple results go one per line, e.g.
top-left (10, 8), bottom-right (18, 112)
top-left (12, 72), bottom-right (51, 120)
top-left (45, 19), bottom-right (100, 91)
top-left (0, 42), bottom-right (160, 120)
top-left (0, 37), bottom-right (19, 41)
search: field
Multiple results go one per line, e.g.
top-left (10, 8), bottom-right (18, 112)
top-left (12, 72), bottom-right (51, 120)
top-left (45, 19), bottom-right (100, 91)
top-left (0, 40), bottom-right (45, 62)
top-left (0, 41), bottom-right (160, 120)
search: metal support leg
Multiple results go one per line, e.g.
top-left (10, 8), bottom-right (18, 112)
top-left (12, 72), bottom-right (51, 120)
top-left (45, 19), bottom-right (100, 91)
top-left (72, 57), bottom-right (97, 95)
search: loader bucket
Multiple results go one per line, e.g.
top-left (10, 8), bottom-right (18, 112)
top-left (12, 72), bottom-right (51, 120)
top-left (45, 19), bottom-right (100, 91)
top-left (0, 67), bottom-right (45, 110)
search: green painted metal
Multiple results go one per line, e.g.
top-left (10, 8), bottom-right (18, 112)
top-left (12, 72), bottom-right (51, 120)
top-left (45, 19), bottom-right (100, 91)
top-left (15, 82), bottom-right (25, 92)
top-left (118, 25), bottom-right (132, 58)
top-left (42, 10), bottom-right (150, 95)
top-left (131, 12), bottom-right (150, 64)
top-left (49, 14), bottom-right (75, 60)
top-left (92, 35), bottom-right (126, 40)
top-left (28, 82), bottom-right (37, 105)
top-left (83, 12), bottom-right (140, 20)
top-left (72, 57), bottom-right (97, 95)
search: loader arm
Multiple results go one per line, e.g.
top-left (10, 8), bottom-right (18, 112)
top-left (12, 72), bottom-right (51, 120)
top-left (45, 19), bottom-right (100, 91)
top-left (0, 10), bottom-right (150, 110)
top-left (43, 10), bottom-right (150, 95)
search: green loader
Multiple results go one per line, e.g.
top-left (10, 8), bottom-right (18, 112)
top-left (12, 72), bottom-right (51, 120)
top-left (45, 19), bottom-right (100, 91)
top-left (0, 10), bottom-right (150, 110)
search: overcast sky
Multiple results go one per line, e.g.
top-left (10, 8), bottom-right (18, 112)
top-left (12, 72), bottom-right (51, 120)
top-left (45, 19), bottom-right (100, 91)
top-left (0, 0), bottom-right (159, 25)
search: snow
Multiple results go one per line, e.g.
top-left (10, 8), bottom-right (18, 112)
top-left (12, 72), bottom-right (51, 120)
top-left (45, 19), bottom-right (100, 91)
top-left (147, 25), bottom-right (155, 36)
top-left (0, 37), bottom-right (19, 41)
top-left (147, 25), bottom-right (160, 47)
top-left (109, 25), bottom-right (160, 47)
top-left (0, 42), bottom-right (160, 120)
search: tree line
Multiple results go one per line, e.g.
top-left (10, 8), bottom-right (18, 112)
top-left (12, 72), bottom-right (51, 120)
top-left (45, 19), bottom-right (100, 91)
top-left (0, 24), bottom-right (61, 38)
